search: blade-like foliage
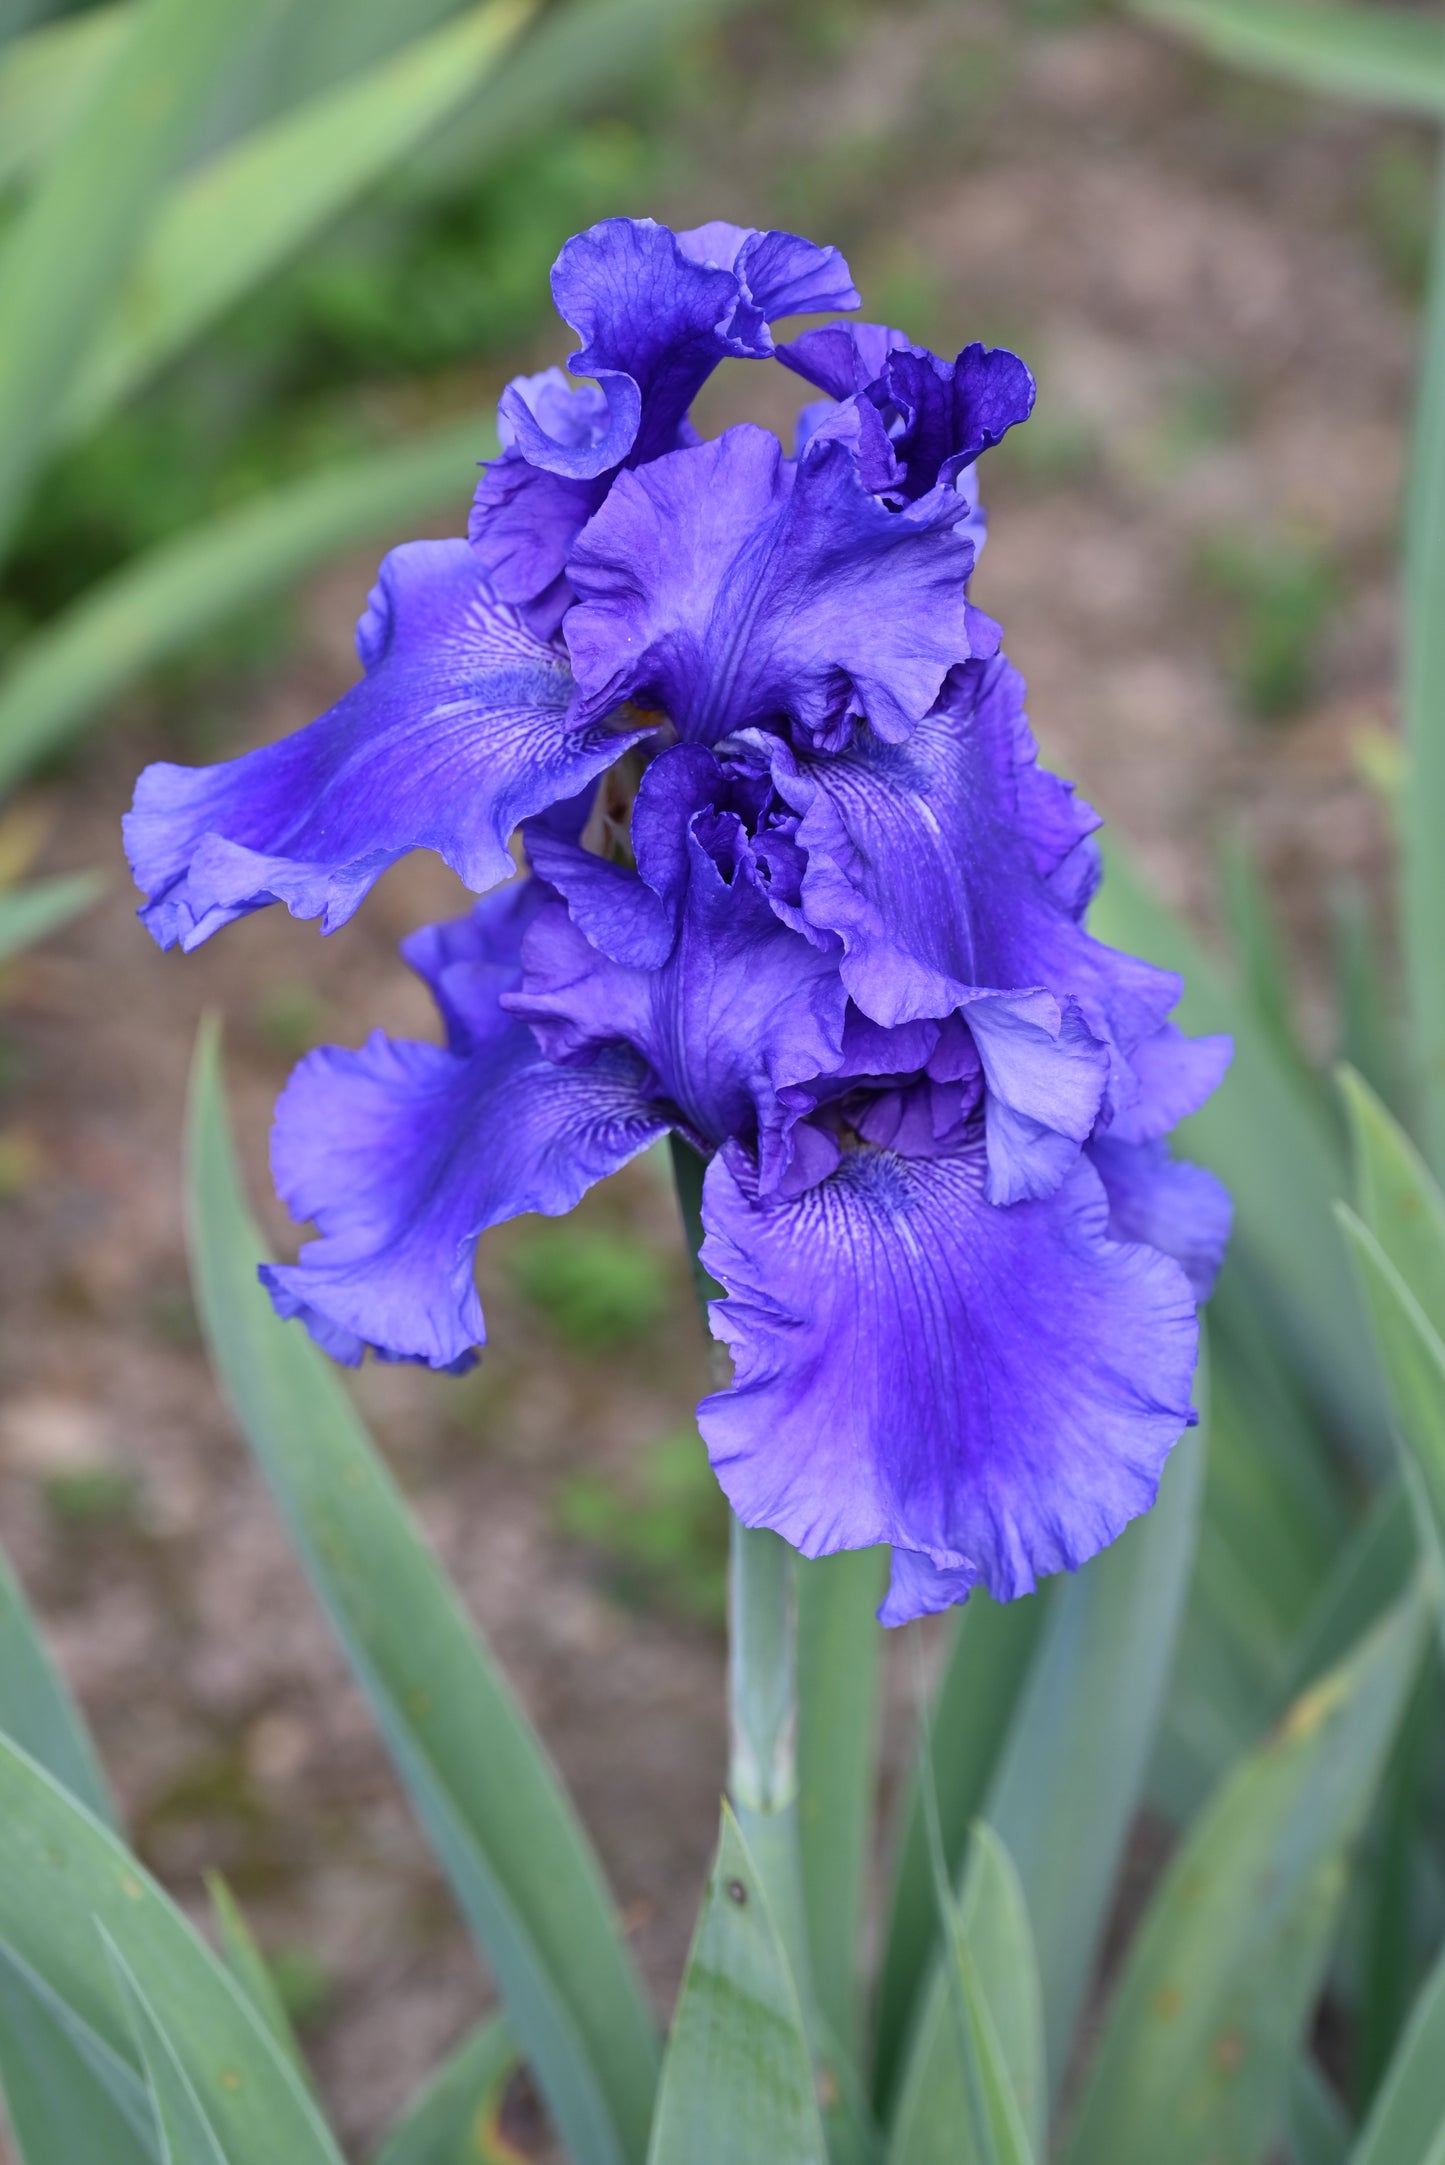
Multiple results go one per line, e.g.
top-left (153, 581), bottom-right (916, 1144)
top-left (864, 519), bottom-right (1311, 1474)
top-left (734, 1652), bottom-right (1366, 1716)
top-left (0, 1944), bottom-right (156, 2165)
top-left (887, 1825), bottom-right (1044, 2165)
top-left (1065, 1595), bottom-right (1427, 2165)
top-left (371, 2015), bottom-right (516, 2165)
top-left (874, 1592), bottom-right (1048, 2114)
top-left (0, 0), bottom-right (260, 556)
top-left (60, 0), bottom-right (533, 441)
top-left (0, 414), bottom-right (491, 793)
top-left (0, 873), bottom-right (102, 966)
top-left (985, 1415), bottom-right (1203, 2093)
top-left (1337, 1213), bottom-right (1445, 1630)
top-left (1342, 1069), bottom-right (1445, 1342)
top-left (1352, 1939), bottom-right (1445, 2165)
top-left (1290, 2060), bottom-right (1351, 2165)
top-left (1128, 0), bottom-right (1445, 116)
top-left (104, 1936), bottom-right (231, 2165)
top-left (204, 1877), bottom-right (306, 2086)
top-left (0, 1543), bottom-right (115, 1829)
top-left (185, 1026), bottom-right (659, 2165)
top-left (645, 1806), bottom-right (825, 2165)
top-left (0, 3), bottom-right (132, 191)
top-left (796, 1546), bottom-right (886, 2068)
top-left (0, 1540), bottom-right (143, 2163)
top-left (0, 1735), bottom-right (343, 2162)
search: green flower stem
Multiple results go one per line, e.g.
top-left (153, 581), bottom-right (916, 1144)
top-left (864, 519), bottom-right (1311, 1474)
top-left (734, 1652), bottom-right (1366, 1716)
top-left (669, 1138), bottom-right (816, 2022)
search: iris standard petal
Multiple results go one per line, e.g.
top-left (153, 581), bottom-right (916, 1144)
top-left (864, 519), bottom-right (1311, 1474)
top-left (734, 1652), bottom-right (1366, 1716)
top-left (697, 1139), bottom-right (1197, 1622)
top-left (758, 657), bottom-right (1179, 1075)
top-left (499, 217), bottom-right (858, 483)
top-left (125, 541), bottom-right (645, 951)
top-left (566, 423), bottom-right (989, 748)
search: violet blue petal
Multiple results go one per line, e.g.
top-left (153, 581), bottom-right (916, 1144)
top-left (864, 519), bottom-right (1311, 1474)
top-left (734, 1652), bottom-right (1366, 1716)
top-left (508, 834), bottom-right (848, 1156)
top-left (263, 962), bottom-right (665, 1369)
top-left (758, 659), bottom-right (1180, 1091)
top-left (566, 424), bottom-right (989, 748)
top-left (1089, 1135), bottom-right (1233, 1301)
top-left (775, 321), bottom-right (917, 400)
top-left (126, 541), bottom-right (645, 951)
top-left (697, 1140), bottom-right (1197, 1621)
top-left (501, 218), bottom-right (858, 483)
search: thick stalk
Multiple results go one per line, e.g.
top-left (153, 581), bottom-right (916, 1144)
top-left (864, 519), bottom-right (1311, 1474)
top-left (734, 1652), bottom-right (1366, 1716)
top-left (668, 1139), bottom-right (815, 2015)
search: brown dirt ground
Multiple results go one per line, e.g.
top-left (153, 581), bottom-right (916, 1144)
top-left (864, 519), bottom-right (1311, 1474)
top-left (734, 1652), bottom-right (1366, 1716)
top-left (0, 2), bottom-right (1425, 2153)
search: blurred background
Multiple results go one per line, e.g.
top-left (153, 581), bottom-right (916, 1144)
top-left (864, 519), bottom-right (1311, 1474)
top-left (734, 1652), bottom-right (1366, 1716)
top-left (0, 0), bottom-right (1428, 2149)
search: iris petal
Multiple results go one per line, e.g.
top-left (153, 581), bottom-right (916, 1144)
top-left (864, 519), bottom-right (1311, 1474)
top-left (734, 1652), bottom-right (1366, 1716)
top-left (263, 883), bottom-right (665, 1368)
top-left (698, 1139), bottom-right (1197, 1622)
top-left (566, 424), bottom-right (990, 748)
top-left (125, 541), bottom-right (645, 951)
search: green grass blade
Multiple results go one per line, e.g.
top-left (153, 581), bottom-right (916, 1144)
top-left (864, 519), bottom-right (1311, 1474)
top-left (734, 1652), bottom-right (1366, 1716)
top-left (0, 1542), bottom-right (116, 1828)
top-left (370, 2015), bottom-right (516, 2165)
top-left (1277, 1481), bottom-right (1415, 1706)
top-left (1337, 1211), bottom-right (1445, 1632)
top-left (1128, 0), bottom-right (1445, 116)
top-left (1064, 1595), bottom-right (1428, 2165)
top-left (1401, 155), bottom-right (1445, 1172)
top-left (887, 1826), bottom-right (1043, 2165)
top-left (0, 3), bottom-right (132, 192)
top-left (1341, 1067), bottom-right (1445, 1342)
top-left (645, 1805), bottom-right (825, 2165)
top-left (985, 1415), bottom-right (1204, 2095)
top-left (1289, 2059), bottom-right (1350, 2165)
top-left (795, 1546), bottom-right (885, 2069)
top-left (184, 1026), bottom-right (660, 2165)
top-left (874, 1592), bottom-right (1048, 2116)
top-left (0, 414), bottom-right (490, 794)
top-left (0, 0), bottom-right (259, 558)
top-left (204, 1877), bottom-right (306, 2085)
top-left (0, 1735), bottom-right (343, 2162)
top-left (1089, 841), bottom-right (1379, 1457)
top-left (0, 1526), bottom-right (138, 2163)
top-left (1218, 830), bottom-right (1317, 1097)
top-left (1151, 1319), bottom-right (1348, 1823)
top-left (103, 1935), bottom-right (231, 2165)
top-left (0, 873), bottom-right (103, 966)
top-left (60, 1), bottom-right (533, 442)
top-left (1352, 1937), bottom-right (1445, 2164)
top-left (0, 1943), bottom-right (156, 2165)
top-left (1330, 882), bottom-right (1403, 1123)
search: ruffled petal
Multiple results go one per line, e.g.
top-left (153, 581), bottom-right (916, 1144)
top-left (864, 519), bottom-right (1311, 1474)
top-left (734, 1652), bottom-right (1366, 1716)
top-left (126, 542), bottom-right (644, 951)
top-left (697, 1140), bottom-right (1198, 1621)
top-left (755, 659), bottom-right (1179, 1091)
top-left (1089, 1135), bottom-right (1232, 1301)
top-left (263, 979), bottom-right (665, 1369)
top-left (963, 990), bottom-right (1108, 1204)
top-left (779, 329), bottom-right (1034, 502)
top-left (500, 217), bottom-right (858, 482)
top-left (566, 424), bottom-right (991, 748)
top-left (509, 830), bottom-right (848, 1157)
top-left (776, 321), bottom-right (916, 400)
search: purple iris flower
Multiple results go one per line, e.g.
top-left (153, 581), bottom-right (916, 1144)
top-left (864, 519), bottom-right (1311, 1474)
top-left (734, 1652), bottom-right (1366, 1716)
top-left (124, 214), bottom-right (1230, 1624)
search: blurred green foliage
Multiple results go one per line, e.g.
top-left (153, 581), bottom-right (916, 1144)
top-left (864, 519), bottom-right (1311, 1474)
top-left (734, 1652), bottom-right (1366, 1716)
top-left (554, 1426), bottom-right (728, 1621)
top-left (1196, 527), bottom-right (1340, 720)
top-left (510, 1223), bottom-right (673, 1352)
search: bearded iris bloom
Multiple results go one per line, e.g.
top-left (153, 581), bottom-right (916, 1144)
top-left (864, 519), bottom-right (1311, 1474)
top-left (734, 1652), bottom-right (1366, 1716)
top-left (125, 215), bottom-right (1230, 1625)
